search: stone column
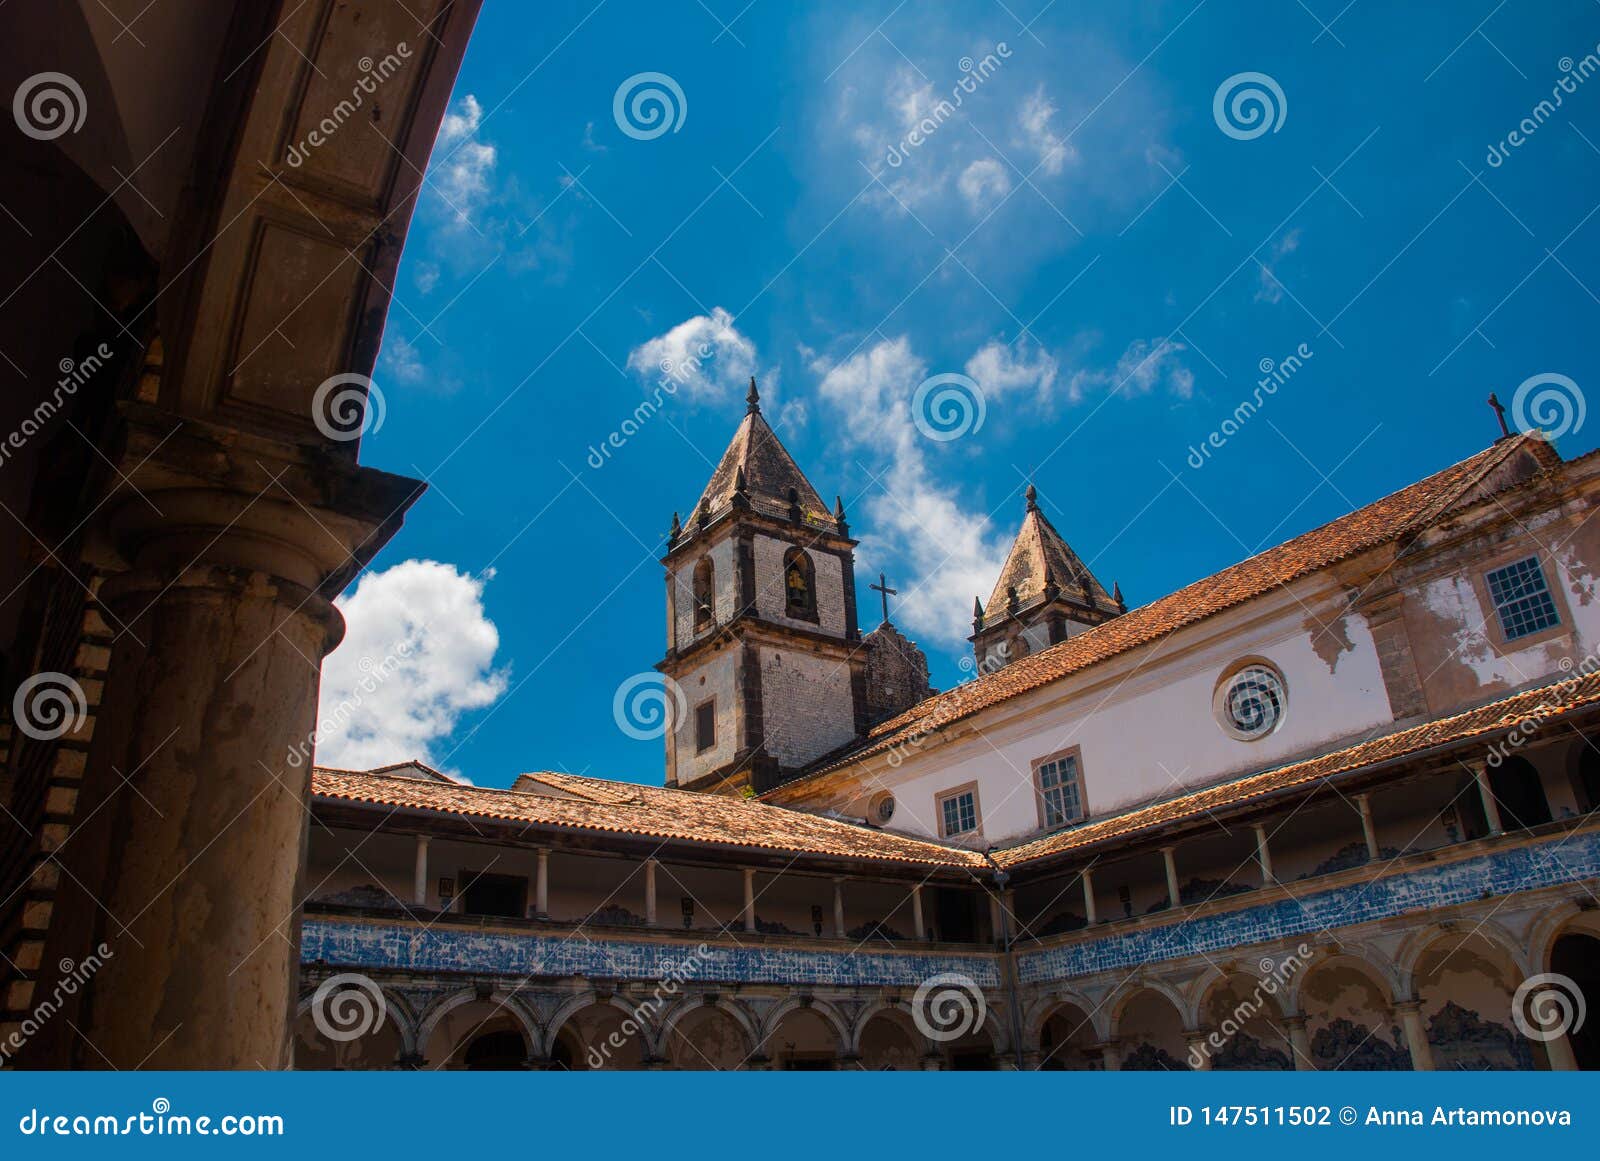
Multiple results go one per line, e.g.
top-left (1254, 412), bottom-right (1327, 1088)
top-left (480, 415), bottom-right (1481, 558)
top-left (1253, 823), bottom-right (1274, 886)
top-left (1544, 1031), bottom-right (1580, 1071)
top-left (413, 835), bottom-right (430, 907)
top-left (1394, 1002), bottom-right (1434, 1071)
top-left (1355, 793), bottom-right (1380, 861)
top-left (1474, 765), bottom-right (1504, 836)
top-left (1096, 1040), bottom-right (1122, 1071)
top-left (644, 859), bottom-right (658, 927)
top-left (1285, 1016), bottom-right (1313, 1070)
top-left (920, 1053), bottom-right (944, 1070)
top-left (1185, 1031), bottom-right (1213, 1070)
top-left (832, 878), bottom-right (846, 939)
top-left (535, 848), bottom-right (550, 919)
top-left (1161, 845), bottom-right (1181, 909)
top-left (742, 868), bottom-right (757, 933)
top-left (1081, 866), bottom-right (1098, 925)
top-left (912, 885), bottom-right (926, 941)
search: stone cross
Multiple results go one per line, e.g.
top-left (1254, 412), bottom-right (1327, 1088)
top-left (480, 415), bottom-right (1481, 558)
top-left (870, 572), bottom-right (897, 624)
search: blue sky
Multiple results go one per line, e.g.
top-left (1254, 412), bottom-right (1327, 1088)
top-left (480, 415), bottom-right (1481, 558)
top-left (317, 0), bottom-right (1600, 788)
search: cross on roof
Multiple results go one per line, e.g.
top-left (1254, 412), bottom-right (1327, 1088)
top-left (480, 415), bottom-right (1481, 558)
top-left (870, 572), bottom-right (897, 625)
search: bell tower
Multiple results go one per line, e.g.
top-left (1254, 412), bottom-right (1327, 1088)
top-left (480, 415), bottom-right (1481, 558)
top-left (660, 380), bottom-right (866, 793)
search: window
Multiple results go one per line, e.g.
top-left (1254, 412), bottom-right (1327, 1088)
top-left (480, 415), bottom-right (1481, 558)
top-left (461, 871), bottom-right (527, 918)
top-left (1215, 661), bottom-right (1287, 741)
top-left (695, 699), bottom-right (716, 753)
top-left (783, 547), bottom-right (817, 619)
top-left (1485, 556), bottom-right (1560, 641)
top-left (937, 784), bottom-right (980, 837)
top-left (1035, 749), bottom-right (1084, 828)
top-left (692, 556), bottom-right (715, 631)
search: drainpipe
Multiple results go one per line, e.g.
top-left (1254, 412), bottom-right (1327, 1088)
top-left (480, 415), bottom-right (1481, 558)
top-left (983, 851), bottom-right (1027, 1069)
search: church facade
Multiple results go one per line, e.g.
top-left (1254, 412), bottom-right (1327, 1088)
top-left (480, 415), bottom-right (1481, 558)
top-left (291, 399), bottom-right (1600, 1071)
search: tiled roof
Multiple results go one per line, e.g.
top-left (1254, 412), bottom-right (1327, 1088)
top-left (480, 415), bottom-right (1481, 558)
top-left (994, 669), bottom-right (1600, 867)
top-left (985, 488), bottom-right (1119, 617)
top-left (688, 392), bottom-right (836, 530)
top-left (778, 434), bottom-right (1557, 786)
top-left (310, 766), bottom-right (987, 870)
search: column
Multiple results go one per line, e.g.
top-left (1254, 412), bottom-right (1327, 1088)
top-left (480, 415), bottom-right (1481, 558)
top-left (1096, 1040), bottom-right (1122, 1071)
top-left (644, 859), bottom-right (658, 927)
top-left (912, 885), bottom-right (927, 941)
top-left (1285, 1016), bottom-right (1313, 1070)
top-left (1162, 845), bottom-right (1181, 909)
top-left (832, 879), bottom-right (846, 939)
top-left (1474, 765), bottom-right (1504, 836)
top-left (1081, 866), bottom-right (1098, 925)
top-left (1545, 1031), bottom-right (1580, 1071)
top-left (535, 848), bottom-right (550, 919)
top-left (1394, 1002), bottom-right (1434, 1071)
top-left (1185, 1030), bottom-right (1213, 1070)
top-left (413, 835), bottom-right (430, 906)
top-left (1253, 823), bottom-right (1274, 886)
top-left (988, 891), bottom-right (1003, 943)
top-left (742, 868), bottom-right (757, 933)
top-left (1355, 793), bottom-right (1380, 861)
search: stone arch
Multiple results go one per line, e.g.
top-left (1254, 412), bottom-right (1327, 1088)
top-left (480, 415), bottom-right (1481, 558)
top-left (1110, 983), bottom-right (1191, 1071)
top-left (1563, 731), bottom-right (1600, 812)
top-left (416, 989), bottom-right (544, 1067)
top-left (1023, 989), bottom-right (1108, 1051)
top-left (761, 997), bottom-right (849, 1069)
top-left (292, 983), bottom-right (413, 1069)
top-left (1109, 977), bottom-right (1189, 1034)
top-left (1032, 997), bottom-right (1102, 1071)
top-left (1284, 946), bottom-right (1398, 1016)
top-left (1186, 963), bottom-right (1292, 1028)
top-left (1193, 970), bottom-right (1294, 1071)
top-left (1527, 901), bottom-right (1600, 972)
top-left (656, 997), bottom-right (760, 1070)
top-left (1292, 952), bottom-right (1407, 1071)
top-left (294, 984), bottom-right (418, 1057)
top-left (1395, 920), bottom-right (1530, 999)
top-left (545, 993), bottom-right (654, 1070)
top-left (1404, 925), bottom-right (1538, 1070)
top-left (851, 1003), bottom-right (927, 1070)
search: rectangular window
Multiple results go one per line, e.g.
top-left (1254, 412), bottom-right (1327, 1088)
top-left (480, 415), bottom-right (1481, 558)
top-left (1485, 556), bottom-right (1560, 641)
top-left (1035, 750), bottom-right (1084, 828)
top-left (695, 699), bottom-right (716, 753)
top-left (938, 786), bottom-right (980, 837)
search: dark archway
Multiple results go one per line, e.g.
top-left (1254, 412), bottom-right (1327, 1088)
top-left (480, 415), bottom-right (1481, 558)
top-left (463, 1029), bottom-right (528, 1070)
top-left (1576, 737), bottom-right (1600, 813)
top-left (1488, 756), bottom-right (1551, 830)
top-left (1551, 933), bottom-right (1600, 1070)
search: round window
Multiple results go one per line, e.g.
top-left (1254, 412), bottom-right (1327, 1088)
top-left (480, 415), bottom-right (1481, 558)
top-left (1215, 663), bottom-right (1287, 741)
top-left (870, 792), bottom-right (896, 824)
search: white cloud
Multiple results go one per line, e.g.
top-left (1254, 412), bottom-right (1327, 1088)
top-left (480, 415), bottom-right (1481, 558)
top-left (1255, 228), bottom-right (1302, 305)
top-left (626, 307), bottom-right (759, 402)
top-left (432, 94), bottom-right (497, 223)
top-left (964, 338), bottom-right (1059, 401)
top-left (1068, 336), bottom-right (1194, 402)
top-left (413, 262), bottom-right (440, 295)
top-left (1016, 86), bottom-right (1076, 176)
top-left (379, 332), bottom-right (426, 385)
top-left (957, 157), bottom-right (1011, 212)
top-left (314, 560), bottom-right (508, 773)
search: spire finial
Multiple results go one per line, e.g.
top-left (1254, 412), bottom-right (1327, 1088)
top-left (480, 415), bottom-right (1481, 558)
top-left (1113, 581), bottom-right (1126, 613)
top-left (669, 511), bottom-right (682, 540)
top-left (1487, 392), bottom-right (1511, 439)
top-left (747, 376), bottom-right (761, 414)
top-left (1025, 482), bottom-right (1038, 511)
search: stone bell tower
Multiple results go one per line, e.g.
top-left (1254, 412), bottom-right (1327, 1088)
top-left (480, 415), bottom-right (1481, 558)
top-left (659, 380), bottom-right (866, 793)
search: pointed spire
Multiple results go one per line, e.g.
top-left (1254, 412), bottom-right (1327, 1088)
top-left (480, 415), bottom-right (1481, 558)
top-left (746, 375), bottom-right (761, 414)
top-left (669, 511), bottom-right (682, 540)
top-left (1025, 482), bottom-right (1038, 511)
top-left (834, 495), bottom-right (846, 521)
top-left (1113, 581), bottom-right (1126, 613)
top-left (972, 596), bottom-right (985, 632)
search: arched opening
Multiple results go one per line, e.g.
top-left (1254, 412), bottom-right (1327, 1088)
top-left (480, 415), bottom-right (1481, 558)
top-left (1573, 735), bottom-right (1600, 813)
top-left (1487, 756), bottom-right (1552, 830)
top-left (420, 999), bottom-right (537, 1071)
top-left (1038, 1003), bottom-right (1100, 1070)
top-left (1115, 989), bottom-right (1189, 1071)
top-left (1298, 959), bottom-right (1408, 1071)
top-left (1415, 931), bottom-right (1537, 1070)
top-left (768, 1006), bottom-right (840, 1070)
top-left (1200, 973), bottom-right (1291, 1071)
top-left (856, 1010), bottom-right (922, 1070)
top-left (692, 556), bottom-right (715, 631)
top-left (463, 1028), bottom-right (528, 1070)
top-left (1550, 932), bottom-right (1600, 1070)
top-left (292, 1007), bottom-right (404, 1070)
top-left (552, 1002), bottom-right (650, 1070)
top-left (665, 1005), bottom-right (751, 1070)
top-left (782, 547), bottom-right (816, 620)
